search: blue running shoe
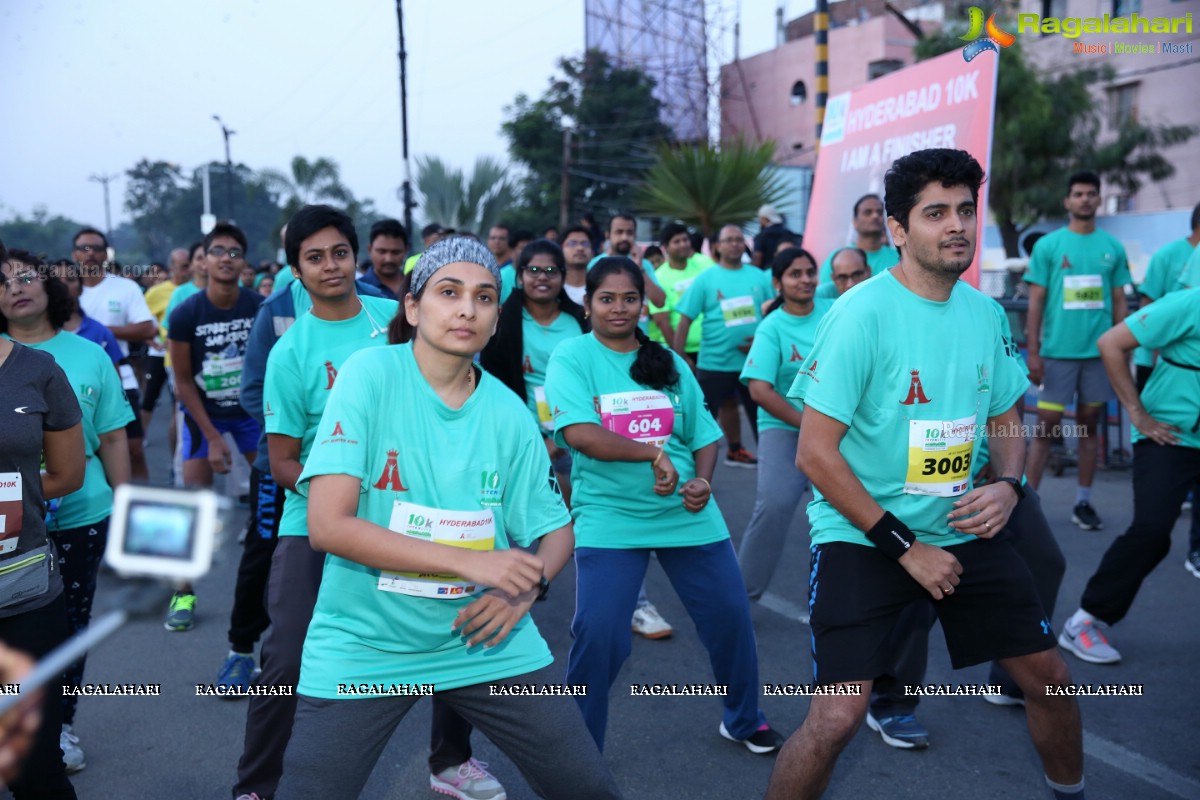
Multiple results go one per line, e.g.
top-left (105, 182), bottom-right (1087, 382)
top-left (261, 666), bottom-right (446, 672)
top-left (216, 652), bottom-right (256, 697)
top-left (865, 712), bottom-right (930, 749)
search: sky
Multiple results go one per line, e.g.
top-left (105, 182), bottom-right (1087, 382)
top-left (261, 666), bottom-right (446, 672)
top-left (0, 0), bottom-right (813, 232)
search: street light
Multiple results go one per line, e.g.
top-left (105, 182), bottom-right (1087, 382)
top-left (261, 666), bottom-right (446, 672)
top-left (212, 115), bottom-right (236, 221)
top-left (88, 173), bottom-right (119, 239)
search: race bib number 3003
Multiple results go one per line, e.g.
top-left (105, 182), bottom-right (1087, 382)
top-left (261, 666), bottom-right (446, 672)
top-left (904, 417), bottom-right (976, 497)
top-left (378, 502), bottom-right (495, 599)
top-left (599, 391), bottom-right (675, 447)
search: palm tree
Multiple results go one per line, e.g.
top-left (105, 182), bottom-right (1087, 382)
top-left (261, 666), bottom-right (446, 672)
top-left (635, 139), bottom-right (785, 240)
top-left (415, 155), bottom-right (515, 235)
top-left (260, 156), bottom-right (355, 219)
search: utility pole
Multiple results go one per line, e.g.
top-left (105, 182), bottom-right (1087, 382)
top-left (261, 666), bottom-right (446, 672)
top-left (395, 0), bottom-right (416, 236)
top-left (212, 115), bottom-right (236, 221)
top-left (814, 0), bottom-right (829, 150)
top-left (559, 129), bottom-right (573, 230)
top-left (88, 173), bottom-right (119, 239)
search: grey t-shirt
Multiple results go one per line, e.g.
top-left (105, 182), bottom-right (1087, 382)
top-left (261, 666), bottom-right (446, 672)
top-left (0, 342), bottom-right (81, 617)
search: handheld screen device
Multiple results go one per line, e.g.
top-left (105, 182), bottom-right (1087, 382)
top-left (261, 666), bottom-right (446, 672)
top-left (104, 485), bottom-right (219, 581)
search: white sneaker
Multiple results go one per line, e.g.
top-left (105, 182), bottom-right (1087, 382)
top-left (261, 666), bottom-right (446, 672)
top-left (430, 758), bottom-right (506, 800)
top-left (60, 724), bottom-right (86, 773)
top-left (631, 603), bottom-right (673, 640)
top-left (1058, 618), bottom-right (1121, 664)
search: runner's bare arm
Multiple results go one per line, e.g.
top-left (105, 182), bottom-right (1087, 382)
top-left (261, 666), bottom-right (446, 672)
top-left (96, 427), bottom-right (130, 489)
top-left (168, 340), bottom-right (222, 443)
top-left (106, 319), bottom-right (156, 343)
top-left (1025, 283), bottom-right (1047, 384)
top-left (1111, 283), bottom-right (1129, 324)
top-left (748, 379), bottom-right (803, 429)
top-left (267, 433), bottom-right (304, 492)
top-left (796, 407), bottom-right (884, 530)
top-left (671, 315), bottom-right (694, 360)
top-left (41, 423), bottom-right (85, 501)
top-left (651, 312), bottom-right (674, 345)
top-left (948, 405), bottom-right (1023, 536)
top-left (560, 423), bottom-right (662, 464)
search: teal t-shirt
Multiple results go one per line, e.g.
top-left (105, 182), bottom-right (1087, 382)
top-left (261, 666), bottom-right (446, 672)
top-left (971, 297), bottom-right (1031, 485)
top-left (1025, 227), bottom-right (1131, 359)
top-left (815, 282), bottom-right (839, 301)
top-left (500, 264), bottom-right (516, 304)
top-left (263, 296), bottom-right (399, 537)
top-left (295, 342), bottom-right (569, 696)
top-left (1176, 245), bottom-right (1200, 291)
top-left (275, 266), bottom-right (296, 292)
top-left (1125, 287), bottom-right (1200, 451)
top-left (1133, 238), bottom-right (1195, 367)
top-left (787, 272), bottom-right (1028, 548)
top-left (544, 333), bottom-right (726, 549)
top-left (649, 258), bottom-right (712, 349)
top-left (739, 299), bottom-right (833, 433)
top-left (817, 246), bottom-right (896, 285)
top-left (674, 265), bottom-right (775, 372)
top-left (15, 332), bottom-right (133, 529)
top-left (520, 308), bottom-right (585, 433)
top-left (164, 281), bottom-right (203, 335)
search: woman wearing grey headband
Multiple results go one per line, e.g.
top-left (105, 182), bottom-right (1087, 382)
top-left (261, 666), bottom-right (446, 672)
top-left (277, 236), bottom-right (620, 800)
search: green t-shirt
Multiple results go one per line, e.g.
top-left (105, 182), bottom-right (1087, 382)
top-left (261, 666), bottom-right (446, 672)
top-left (1125, 287), bottom-right (1200, 451)
top-left (650, 258), bottom-right (712, 349)
top-left (675, 265), bottom-right (775, 372)
top-left (787, 272), bottom-right (1028, 548)
top-left (404, 253), bottom-right (421, 275)
top-left (1133, 238), bottom-right (1195, 367)
top-left (544, 333), bottom-right (726, 549)
top-left (817, 246), bottom-right (897, 286)
top-left (520, 308), bottom-right (585, 433)
top-left (263, 296), bottom-right (399, 537)
top-left (739, 299), bottom-right (833, 433)
top-left (295, 343), bottom-right (568, 696)
top-left (15, 332), bottom-right (133, 529)
top-left (1025, 227), bottom-right (1131, 359)
top-left (164, 281), bottom-right (203, 335)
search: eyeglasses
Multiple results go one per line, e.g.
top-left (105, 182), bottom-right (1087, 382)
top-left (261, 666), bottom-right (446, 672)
top-left (833, 271), bottom-right (868, 283)
top-left (73, 243), bottom-right (106, 254)
top-left (4, 273), bottom-right (41, 287)
top-left (523, 266), bottom-right (561, 275)
top-left (562, 241), bottom-right (591, 249)
top-left (207, 246), bottom-right (245, 260)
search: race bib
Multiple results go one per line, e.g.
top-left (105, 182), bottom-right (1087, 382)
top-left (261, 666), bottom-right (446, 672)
top-left (199, 354), bottom-right (243, 400)
top-left (378, 502), bottom-right (495, 599)
top-left (0, 473), bottom-right (21, 555)
top-left (600, 390), bottom-right (675, 447)
top-left (1062, 274), bottom-right (1104, 310)
top-left (533, 386), bottom-right (553, 433)
top-left (720, 295), bottom-right (757, 327)
top-left (904, 417), bottom-right (975, 497)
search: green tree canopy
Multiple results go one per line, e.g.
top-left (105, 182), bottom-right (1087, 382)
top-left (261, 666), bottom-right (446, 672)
top-left (0, 207), bottom-right (93, 262)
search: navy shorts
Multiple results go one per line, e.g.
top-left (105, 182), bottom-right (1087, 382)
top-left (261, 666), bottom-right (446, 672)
top-left (181, 413), bottom-right (261, 461)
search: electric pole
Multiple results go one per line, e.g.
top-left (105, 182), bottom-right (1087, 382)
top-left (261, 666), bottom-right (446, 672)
top-left (88, 173), bottom-right (119, 240)
top-left (814, 0), bottom-right (829, 149)
top-left (395, 0), bottom-right (416, 236)
top-left (212, 115), bottom-right (236, 221)
top-left (559, 129), bottom-right (573, 230)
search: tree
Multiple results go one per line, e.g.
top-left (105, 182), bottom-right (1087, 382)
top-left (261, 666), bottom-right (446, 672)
top-left (503, 49), bottom-right (674, 228)
top-left (124, 159), bottom-right (187, 260)
top-left (915, 33), bottom-right (1197, 256)
top-left (414, 155), bottom-right (515, 236)
top-left (0, 207), bottom-right (93, 262)
top-left (636, 140), bottom-right (786, 240)
top-left (260, 156), bottom-right (354, 218)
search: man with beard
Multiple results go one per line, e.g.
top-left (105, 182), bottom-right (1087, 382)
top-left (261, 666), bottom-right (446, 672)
top-left (817, 194), bottom-right (896, 287)
top-left (359, 219), bottom-right (409, 301)
top-left (588, 213), bottom-right (665, 311)
top-left (560, 225), bottom-right (595, 306)
top-left (1024, 172), bottom-right (1131, 532)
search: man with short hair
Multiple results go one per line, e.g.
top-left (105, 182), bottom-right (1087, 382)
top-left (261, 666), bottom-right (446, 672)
top-left (75, 227), bottom-right (156, 480)
top-left (751, 204), bottom-right (795, 267)
top-left (1025, 171), bottom-right (1131, 531)
top-left (359, 218), bottom-right (409, 301)
top-left (650, 223), bottom-right (709, 352)
top-left (588, 213), bottom-right (666, 310)
top-left (560, 225), bottom-right (594, 306)
top-left (767, 148), bottom-right (1084, 800)
top-left (817, 194), bottom-right (895, 286)
top-left (543, 225), bottom-right (559, 242)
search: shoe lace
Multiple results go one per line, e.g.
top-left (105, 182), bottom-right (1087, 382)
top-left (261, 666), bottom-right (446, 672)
top-left (219, 656), bottom-right (253, 683)
top-left (170, 594), bottom-right (196, 612)
top-left (1082, 620), bottom-right (1111, 644)
top-left (61, 728), bottom-right (80, 745)
top-left (460, 759), bottom-right (491, 780)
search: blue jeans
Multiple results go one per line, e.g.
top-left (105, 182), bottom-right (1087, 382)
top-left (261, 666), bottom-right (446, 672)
top-left (567, 540), bottom-right (766, 750)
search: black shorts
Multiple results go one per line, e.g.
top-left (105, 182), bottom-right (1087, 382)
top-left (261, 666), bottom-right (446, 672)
top-left (123, 388), bottom-right (145, 439)
top-left (807, 538), bottom-right (1055, 686)
top-left (141, 356), bottom-right (171, 412)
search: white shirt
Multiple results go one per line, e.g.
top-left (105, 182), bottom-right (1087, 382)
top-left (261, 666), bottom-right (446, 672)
top-left (80, 274), bottom-right (155, 390)
top-left (564, 283), bottom-right (586, 306)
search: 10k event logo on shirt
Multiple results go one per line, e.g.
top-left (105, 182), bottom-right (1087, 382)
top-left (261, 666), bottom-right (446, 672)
top-left (480, 470), bottom-right (503, 507)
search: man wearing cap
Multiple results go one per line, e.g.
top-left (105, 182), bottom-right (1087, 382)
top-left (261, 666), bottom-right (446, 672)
top-left (752, 205), bottom-right (796, 268)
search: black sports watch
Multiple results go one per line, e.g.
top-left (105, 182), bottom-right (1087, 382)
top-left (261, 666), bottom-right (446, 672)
top-left (536, 576), bottom-right (550, 602)
top-left (996, 476), bottom-right (1026, 501)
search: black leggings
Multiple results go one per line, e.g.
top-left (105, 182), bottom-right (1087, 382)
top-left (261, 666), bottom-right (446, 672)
top-left (140, 356), bottom-right (170, 413)
top-left (697, 369), bottom-right (759, 443)
top-left (49, 519), bottom-right (109, 726)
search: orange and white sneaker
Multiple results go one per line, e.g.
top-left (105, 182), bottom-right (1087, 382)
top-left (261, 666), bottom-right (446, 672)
top-left (723, 446), bottom-right (758, 469)
top-left (1058, 618), bottom-right (1121, 664)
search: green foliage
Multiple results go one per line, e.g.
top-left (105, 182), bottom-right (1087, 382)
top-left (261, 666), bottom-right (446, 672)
top-left (915, 31), bottom-right (1196, 256)
top-left (636, 140), bottom-right (785, 239)
top-left (0, 207), bottom-right (92, 262)
top-left (414, 155), bottom-right (515, 236)
top-left (502, 49), bottom-right (674, 228)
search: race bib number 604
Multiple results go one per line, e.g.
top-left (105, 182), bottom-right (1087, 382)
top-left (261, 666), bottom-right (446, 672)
top-left (599, 391), bottom-right (675, 447)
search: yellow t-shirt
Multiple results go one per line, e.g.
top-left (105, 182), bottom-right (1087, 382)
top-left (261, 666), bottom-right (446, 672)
top-left (144, 281), bottom-right (178, 364)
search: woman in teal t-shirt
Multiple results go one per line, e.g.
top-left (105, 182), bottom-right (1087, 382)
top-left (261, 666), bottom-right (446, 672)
top-left (276, 237), bottom-right (619, 800)
top-left (0, 252), bottom-right (132, 771)
top-left (544, 257), bottom-right (785, 754)
top-left (737, 248), bottom-right (831, 601)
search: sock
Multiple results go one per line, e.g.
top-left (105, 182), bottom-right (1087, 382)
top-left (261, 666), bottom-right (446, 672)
top-left (1075, 486), bottom-right (1091, 505)
top-left (1067, 608), bottom-right (1094, 632)
top-left (229, 650), bottom-right (253, 658)
top-left (1046, 775), bottom-right (1084, 799)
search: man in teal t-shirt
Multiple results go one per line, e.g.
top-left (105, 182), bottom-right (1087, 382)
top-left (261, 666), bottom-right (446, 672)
top-left (1133, 204), bottom-right (1200, 386)
top-left (815, 246), bottom-right (877, 301)
top-left (674, 223), bottom-right (774, 467)
top-left (1024, 171), bottom-right (1132, 532)
top-left (587, 212), bottom-right (665, 330)
top-left (767, 149), bottom-right (1082, 800)
top-left (816, 193), bottom-right (895, 286)
top-left (1059, 287), bottom-right (1200, 667)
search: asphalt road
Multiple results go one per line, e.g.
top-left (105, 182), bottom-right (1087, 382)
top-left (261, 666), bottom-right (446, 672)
top-left (21, 412), bottom-right (1200, 800)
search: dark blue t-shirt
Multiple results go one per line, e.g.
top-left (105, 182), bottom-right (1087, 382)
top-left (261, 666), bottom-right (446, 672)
top-left (76, 313), bottom-right (124, 365)
top-left (168, 289), bottom-right (263, 419)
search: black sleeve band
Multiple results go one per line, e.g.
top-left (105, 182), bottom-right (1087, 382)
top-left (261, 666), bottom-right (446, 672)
top-left (866, 512), bottom-right (916, 560)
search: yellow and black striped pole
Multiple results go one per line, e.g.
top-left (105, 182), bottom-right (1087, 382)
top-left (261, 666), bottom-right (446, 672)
top-left (815, 0), bottom-right (829, 151)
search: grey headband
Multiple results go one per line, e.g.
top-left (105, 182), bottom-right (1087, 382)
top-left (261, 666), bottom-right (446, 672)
top-left (410, 237), bottom-right (501, 297)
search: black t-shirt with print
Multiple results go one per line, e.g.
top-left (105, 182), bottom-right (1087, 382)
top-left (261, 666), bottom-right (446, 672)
top-left (168, 288), bottom-right (263, 419)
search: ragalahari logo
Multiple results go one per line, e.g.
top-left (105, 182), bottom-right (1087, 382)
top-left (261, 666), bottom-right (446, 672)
top-left (960, 7), bottom-right (1016, 62)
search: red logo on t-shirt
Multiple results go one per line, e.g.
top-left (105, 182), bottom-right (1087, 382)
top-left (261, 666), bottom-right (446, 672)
top-left (1060, 255), bottom-right (1073, 271)
top-left (522, 355), bottom-right (533, 374)
top-left (899, 369), bottom-right (932, 405)
top-left (373, 449), bottom-right (408, 491)
top-left (324, 360), bottom-right (338, 390)
top-left (789, 345), bottom-right (804, 363)
top-left (331, 421), bottom-right (345, 437)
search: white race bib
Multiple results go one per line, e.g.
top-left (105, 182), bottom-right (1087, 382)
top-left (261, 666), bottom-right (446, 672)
top-left (904, 417), bottom-right (976, 497)
top-left (378, 501), bottom-right (495, 599)
top-left (720, 295), bottom-right (757, 327)
top-left (599, 391), bottom-right (675, 447)
top-left (0, 473), bottom-right (21, 554)
top-left (1062, 274), bottom-right (1104, 310)
top-left (199, 354), bottom-right (244, 400)
top-left (533, 386), bottom-right (554, 433)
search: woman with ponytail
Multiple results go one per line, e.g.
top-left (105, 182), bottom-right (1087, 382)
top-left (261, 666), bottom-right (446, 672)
top-left (543, 257), bottom-right (785, 755)
top-left (736, 247), bottom-right (832, 600)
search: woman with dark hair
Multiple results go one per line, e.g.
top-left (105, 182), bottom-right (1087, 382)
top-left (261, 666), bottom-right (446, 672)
top-left (1, 252), bottom-right (132, 775)
top-left (48, 260), bottom-right (123, 367)
top-left (544, 257), bottom-right (784, 755)
top-left (0, 243), bottom-right (86, 798)
top-left (736, 247), bottom-right (832, 600)
top-left (480, 239), bottom-right (588, 503)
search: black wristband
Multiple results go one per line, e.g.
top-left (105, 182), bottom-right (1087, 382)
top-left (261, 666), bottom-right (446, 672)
top-left (996, 476), bottom-right (1026, 501)
top-left (536, 576), bottom-right (550, 602)
top-left (866, 512), bottom-right (917, 560)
